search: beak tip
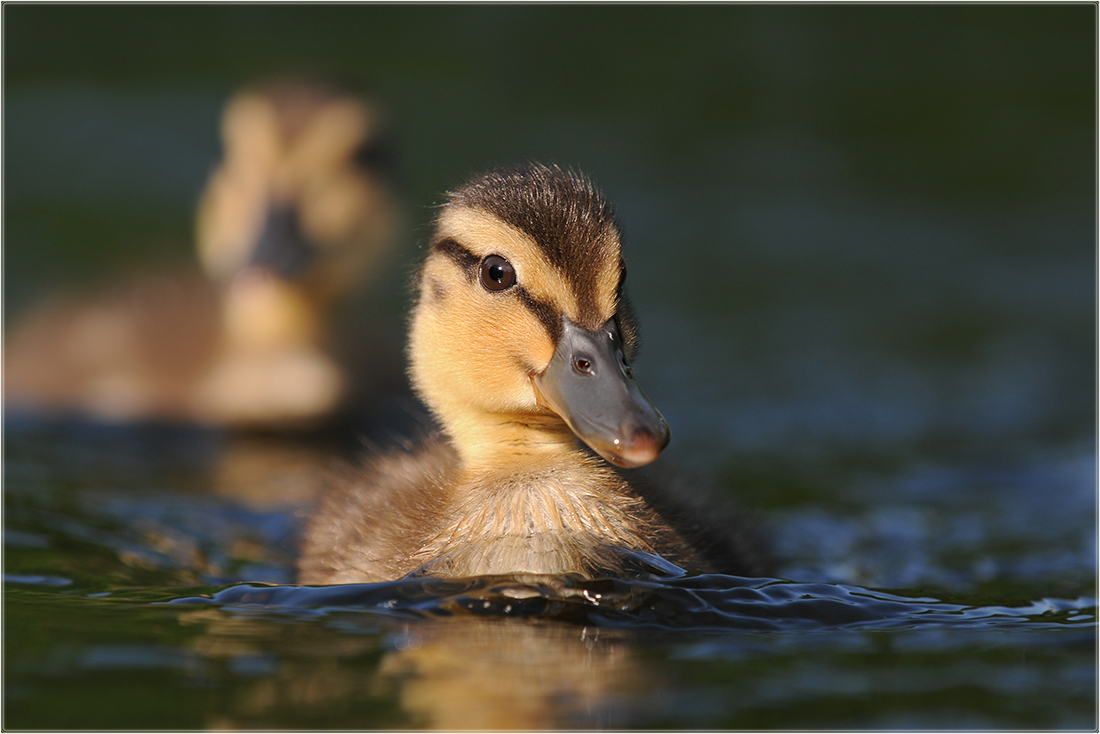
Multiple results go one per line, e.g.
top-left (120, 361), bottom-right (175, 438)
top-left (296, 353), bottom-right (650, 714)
top-left (608, 424), bottom-right (670, 468)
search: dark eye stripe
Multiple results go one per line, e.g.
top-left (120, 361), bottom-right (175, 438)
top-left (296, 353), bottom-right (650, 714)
top-left (432, 237), bottom-right (479, 282)
top-left (516, 287), bottom-right (563, 344)
top-left (430, 236), bottom-right (563, 344)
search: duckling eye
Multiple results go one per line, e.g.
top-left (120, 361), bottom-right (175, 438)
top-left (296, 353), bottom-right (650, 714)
top-left (479, 255), bottom-right (516, 292)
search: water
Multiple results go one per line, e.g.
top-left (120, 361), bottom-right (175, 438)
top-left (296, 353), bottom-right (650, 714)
top-left (4, 4), bottom-right (1096, 730)
top-left (5, 419), bottom-right (1094, 729)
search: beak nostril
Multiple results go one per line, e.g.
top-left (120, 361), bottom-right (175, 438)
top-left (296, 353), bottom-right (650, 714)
top-left (615, 349), bottom-right (633, 378)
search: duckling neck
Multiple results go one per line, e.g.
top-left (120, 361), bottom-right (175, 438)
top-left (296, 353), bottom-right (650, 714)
top-left (415, 410), bottom-right (658, 577)
top-left (445, 410), bottom-right (583, 468)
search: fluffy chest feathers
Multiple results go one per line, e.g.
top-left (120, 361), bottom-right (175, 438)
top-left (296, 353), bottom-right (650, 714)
top-left (413, 457), bottom-right (658, 577)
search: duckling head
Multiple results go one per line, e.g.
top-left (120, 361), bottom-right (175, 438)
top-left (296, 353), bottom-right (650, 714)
top-left (410, 164), bottom-right (669, 469)
top-left (195, 78), bottom-right (399, 351)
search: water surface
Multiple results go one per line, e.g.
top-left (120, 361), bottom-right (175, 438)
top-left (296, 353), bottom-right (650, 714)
top-left (4, 420), bottom-right (1095, 729)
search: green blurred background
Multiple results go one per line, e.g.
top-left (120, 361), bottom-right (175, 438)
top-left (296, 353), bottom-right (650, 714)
top-left (6, 4), bottom-right (1093, 467)
top-left (3, 3), bottom-right (1093, 476)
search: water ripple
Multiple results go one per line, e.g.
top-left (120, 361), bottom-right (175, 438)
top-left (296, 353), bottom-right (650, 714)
top-left (167, 573), bottom-right (1096, 633)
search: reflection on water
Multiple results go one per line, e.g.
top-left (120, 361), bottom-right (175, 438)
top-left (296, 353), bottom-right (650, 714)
top-left (122, 603), bottom-right (651, 730)
top-left (4, 404), bottom-right (1096, 728)
top-left (378, 620), bottom-right (646, 730)
top-left (168, 576), bottom-right (1094, 729)
top-left (5, 571), bottom-right (1094, 730)
top-left (12, 409), bottom-right (1100, 731)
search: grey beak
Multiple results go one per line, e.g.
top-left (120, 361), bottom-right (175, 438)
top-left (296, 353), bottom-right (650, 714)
top-left (532, 316), bottom-right (670, 468)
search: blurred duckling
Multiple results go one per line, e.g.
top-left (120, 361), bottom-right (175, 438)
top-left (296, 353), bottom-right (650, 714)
top-left (299, 164), bottom-right (769, 583)
top-left (4, 78), bottom-right (401, 429)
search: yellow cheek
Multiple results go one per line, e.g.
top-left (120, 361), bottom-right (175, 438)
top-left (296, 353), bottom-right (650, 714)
top-left (410, 273), bottom-right (556, 417)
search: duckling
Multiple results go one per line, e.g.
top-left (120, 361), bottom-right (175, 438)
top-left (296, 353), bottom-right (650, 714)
top-left (298, 164), bottom-right (769, 583)
top-left (4, 78), bottom-right (401, 429)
